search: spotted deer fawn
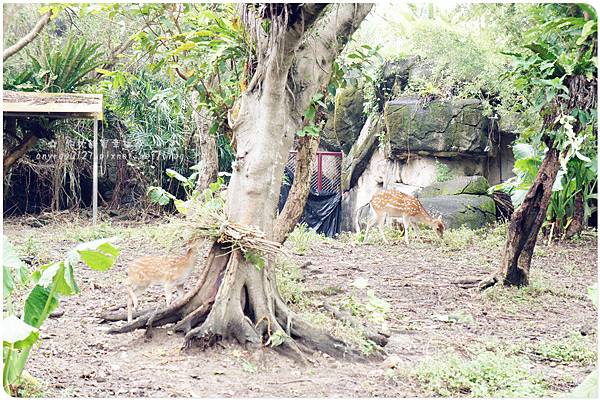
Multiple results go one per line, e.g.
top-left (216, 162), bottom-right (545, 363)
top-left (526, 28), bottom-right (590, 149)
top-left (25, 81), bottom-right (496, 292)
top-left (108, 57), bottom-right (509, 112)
top-left (356, 189), bottom-right (445, 244)
top-left (126, 239), bottom-right (200, 322)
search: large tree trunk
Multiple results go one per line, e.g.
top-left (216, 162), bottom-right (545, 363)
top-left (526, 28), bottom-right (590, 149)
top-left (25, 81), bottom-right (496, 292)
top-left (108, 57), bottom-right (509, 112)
top-left (105, 3), bottom-right (374, 361)
top-left (497, 145), bottom-right (560, 286)
top-left (273, 134), bottom-right (319, 243)
top-left (191, 90), bottom-right (219, 191)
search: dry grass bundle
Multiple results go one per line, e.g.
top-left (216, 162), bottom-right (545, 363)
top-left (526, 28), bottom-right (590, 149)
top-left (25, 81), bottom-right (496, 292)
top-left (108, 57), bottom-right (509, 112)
top-left (187, 196), bottom-right (289, 260)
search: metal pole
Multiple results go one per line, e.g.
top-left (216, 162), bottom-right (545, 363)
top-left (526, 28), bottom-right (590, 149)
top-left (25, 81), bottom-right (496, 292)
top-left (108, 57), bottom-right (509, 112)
top-left (93, 119), bottom-right (98, 226)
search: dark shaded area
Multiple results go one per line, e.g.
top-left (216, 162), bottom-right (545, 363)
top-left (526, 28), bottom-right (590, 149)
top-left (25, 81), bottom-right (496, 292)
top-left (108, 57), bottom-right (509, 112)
top-left (279, 167), bottom-right (341, 237)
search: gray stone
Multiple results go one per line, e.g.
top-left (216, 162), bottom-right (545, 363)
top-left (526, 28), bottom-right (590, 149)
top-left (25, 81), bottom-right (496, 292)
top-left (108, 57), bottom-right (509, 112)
top-left (384, 97), bottom-right (490, 157)
top-left (419, 175), bottom-right (490, 198)
top-left (420, 194), bottom-right (496, 229)
top-left (322, 85), bottom-right (366, 153)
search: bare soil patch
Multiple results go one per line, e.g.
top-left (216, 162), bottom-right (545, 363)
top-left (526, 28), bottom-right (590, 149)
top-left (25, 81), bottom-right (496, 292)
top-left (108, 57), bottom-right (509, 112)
top-left (3, 213), bottom-right (597, 397)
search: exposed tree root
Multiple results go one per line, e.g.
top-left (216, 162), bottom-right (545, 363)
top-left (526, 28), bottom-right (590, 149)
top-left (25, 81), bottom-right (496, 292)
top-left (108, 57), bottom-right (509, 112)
top-left (322, 301), bottom-right (389, 348)
top-left (104, 243), bottom-right (380, 364)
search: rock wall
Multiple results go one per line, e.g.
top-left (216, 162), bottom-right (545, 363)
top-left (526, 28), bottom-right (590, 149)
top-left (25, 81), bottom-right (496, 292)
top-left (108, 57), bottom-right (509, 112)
top-left (340, 94), bottom-right (517, 232)
top-left (384, 97), bottom-right (490, 157)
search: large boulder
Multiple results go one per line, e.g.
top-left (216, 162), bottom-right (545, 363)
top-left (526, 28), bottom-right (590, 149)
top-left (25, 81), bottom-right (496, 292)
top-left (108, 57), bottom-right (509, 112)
top-left (420, 194), bottom-right (496, 230)
top-left (322, 85), bottom-right (366, 153)
top-left (384, 97), bottom-right (490, 157)
top-left (419, 175), bottom-right (490, 198)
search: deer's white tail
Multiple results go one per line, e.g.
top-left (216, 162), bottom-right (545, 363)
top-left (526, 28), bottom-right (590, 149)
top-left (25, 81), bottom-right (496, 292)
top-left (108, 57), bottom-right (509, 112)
top-left (355, 202), bottom-right (371, 233)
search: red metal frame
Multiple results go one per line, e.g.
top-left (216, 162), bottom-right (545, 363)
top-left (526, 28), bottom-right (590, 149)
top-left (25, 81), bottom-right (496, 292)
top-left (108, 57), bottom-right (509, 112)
top-left (287, 150), bottom-right (343, 193)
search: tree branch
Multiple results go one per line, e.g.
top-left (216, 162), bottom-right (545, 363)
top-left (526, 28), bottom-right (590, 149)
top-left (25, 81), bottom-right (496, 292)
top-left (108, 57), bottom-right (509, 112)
top-left (3, 10), bottom-right (52, 61)
top-left (290, 3), bottom-right (373, 112)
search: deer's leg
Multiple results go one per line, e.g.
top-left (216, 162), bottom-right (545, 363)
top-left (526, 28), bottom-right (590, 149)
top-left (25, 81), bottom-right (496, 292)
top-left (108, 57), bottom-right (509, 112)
top-left (377, 213), bottom-right (389, 244)
top-left (364, 214), bottom-right (374, 243)
top-left (403, 216), bottom-right (410, 245)
top-left (127, 284), bottom-right (146, 323)
top-left (176, 283), bottom-right (185, 298)
top-left (164, 284), bottom-right (173, 305)
top-left (127, 286), bottom-right (135, 323)
top-left (412, 222), bottom-right (421, 240)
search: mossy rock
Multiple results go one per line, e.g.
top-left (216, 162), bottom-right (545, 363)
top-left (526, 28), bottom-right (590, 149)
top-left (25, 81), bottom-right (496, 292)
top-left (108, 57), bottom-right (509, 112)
top-left (384, 97), bottom-right (489, 157)
top-left (322, 85), bottom-right (366, 153)
top-left (419, 176), bottom-right (490, 198)
top-left (420, 194), bottom-right (496, 229)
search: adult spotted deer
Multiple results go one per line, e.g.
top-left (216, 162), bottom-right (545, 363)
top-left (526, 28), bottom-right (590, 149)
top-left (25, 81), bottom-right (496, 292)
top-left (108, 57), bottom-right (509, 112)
top-left (356, 189), bottom-right (445, 244)
top-left (126, 239), bottom-right (201, 322)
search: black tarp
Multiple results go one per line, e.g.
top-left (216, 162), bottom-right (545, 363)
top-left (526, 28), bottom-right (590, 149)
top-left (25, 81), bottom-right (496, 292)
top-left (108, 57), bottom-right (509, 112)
top-left (278, 167), bottom-right (341, 237)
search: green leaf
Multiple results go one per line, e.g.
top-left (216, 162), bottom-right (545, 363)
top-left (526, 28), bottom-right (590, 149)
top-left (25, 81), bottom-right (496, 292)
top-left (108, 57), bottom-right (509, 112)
top-left (36, 261), bottom-right (78, 296)
top-left (266, 329), bottom-right (287, 347)
top-left (570, 368), bottom-right (598, 398)
top-left (78, 250), bottom-right (114, 272)
top-left (147, 186), bottom-right (175, 205)
top-left (512, 143), bottom-right (536, 160)
top-left (3, 236), bottom-right (26, 270)
top-left (524, 43), bottom-right (556, 61)
top-left (24, 285), bottom-right (59, 328)
top-left (243, 250), bottom-right (265, 271)
top-left (75, 239), bottom-right (119, 271)
top-left (4, 265), bottom-right (15, 298)
top-left (174, 199), bottom-right (191, 215)
top-left (577, 20), bottom-right (596, 45)
top-left (511, 189), bottom-right (528, 207)
top-left (2, 315), bottom-right (39, 349)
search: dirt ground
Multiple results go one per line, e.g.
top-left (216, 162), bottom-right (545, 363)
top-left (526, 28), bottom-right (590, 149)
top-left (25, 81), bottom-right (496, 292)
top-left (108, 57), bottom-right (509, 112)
top-left (3, 212), bottom-right (598, 397)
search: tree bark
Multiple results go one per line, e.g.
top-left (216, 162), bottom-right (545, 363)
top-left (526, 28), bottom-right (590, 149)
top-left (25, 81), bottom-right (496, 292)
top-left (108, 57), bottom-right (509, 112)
top-left (497, 145), bottom-right (560, 286)
top-left (106, 3), bottom-right (374, 362)
top-left (565, 191), bottom-right (584, 239)
top-left (191, 90), bottom-right (219, 191)
top-left (3, 134), bottom-right (39, 177)
top-left (273, 135), bottom-right (319, 243)
top-left (3, 10), bottom-right (52, 61)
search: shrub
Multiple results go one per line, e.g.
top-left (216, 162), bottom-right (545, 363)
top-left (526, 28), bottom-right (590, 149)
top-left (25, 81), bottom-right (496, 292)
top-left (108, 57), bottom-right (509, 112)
top-left (416, 349), bottom-right (549, 397)
top-left (286, 223), bottom-right (325, 255)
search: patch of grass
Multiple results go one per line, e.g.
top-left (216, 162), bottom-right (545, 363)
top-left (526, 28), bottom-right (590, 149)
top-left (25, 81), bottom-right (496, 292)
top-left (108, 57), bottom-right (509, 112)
top-left (69, 221), bottom-right (120, 242)
top-left (530, 332), bottom-right (597, 365)
top-left (478, 223), bottom-right (508, 250)
top-left (435, 160), bottom-right (455, 183)
top-left (415, 349), bottom-right (550, 397)
top-left (441, 226), bottom-right (478, 250)
top-left (275, 256), bottom-right (307, 308)
top-left (14, 371), bottom-right (47, 398)
top-left (15, 234), bottom-right (51, 265)
top-left (286, 223), bottom-right (326, 255)
top-left (301, 310), bottom-right (379, 356)
top-left (484, 271), bottom-right (588, 308)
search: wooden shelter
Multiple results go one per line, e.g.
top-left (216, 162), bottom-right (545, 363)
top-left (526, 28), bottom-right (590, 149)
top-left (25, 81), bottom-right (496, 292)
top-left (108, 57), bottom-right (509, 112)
top-left (3, 90), bottom-right (103, 224)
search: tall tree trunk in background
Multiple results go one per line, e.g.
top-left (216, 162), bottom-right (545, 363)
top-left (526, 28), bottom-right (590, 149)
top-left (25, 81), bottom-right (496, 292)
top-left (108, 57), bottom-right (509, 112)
top-left (3, 134), bottom-right (39, 177)
top-left (481, 74), bottom-right (596, 289)
top-left (107, 3), bottom-right (373, 361)
top-left (191, 90), bottom-right (219, 191)
top-left (273, 134), bottom-right (319, 243)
